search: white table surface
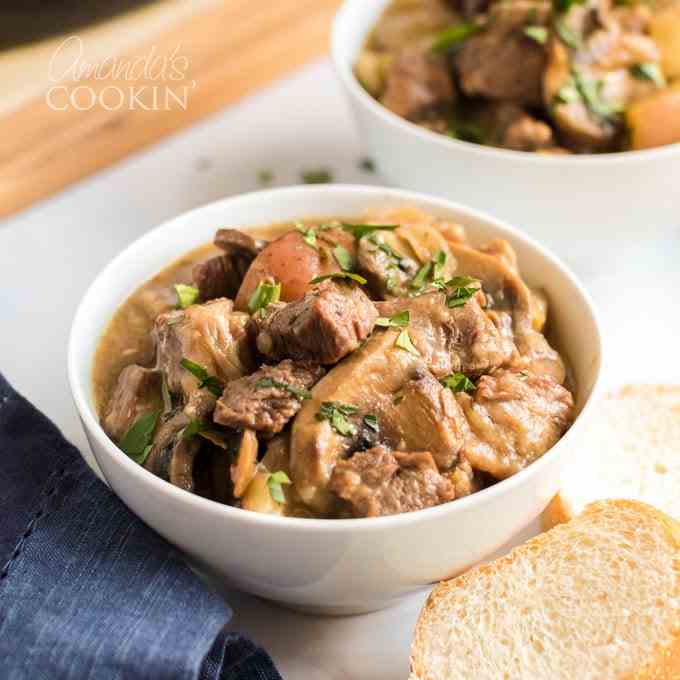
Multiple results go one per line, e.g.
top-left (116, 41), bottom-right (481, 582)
top-left (1, 60), bottom-right (679, 679)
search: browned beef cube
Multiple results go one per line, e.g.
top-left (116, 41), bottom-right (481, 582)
top-left (254, 280), bottom-right (378, 365)
top-left (329, 447), bottom-right (456, 517)
top-left (214, 360), bottom-right (325, 436)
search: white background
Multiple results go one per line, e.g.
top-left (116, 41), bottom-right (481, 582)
top-left (1, 61), bottom-right (678, 679)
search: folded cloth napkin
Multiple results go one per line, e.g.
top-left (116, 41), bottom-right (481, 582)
top-left (0, 373), bottom-right (282, 680)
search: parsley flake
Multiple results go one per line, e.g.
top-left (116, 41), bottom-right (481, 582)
top-left (301, 168), bottom-right (333, 184)
top-left (524, 25), bottom-right (548, 44)
top-left (630, 63), bottom-right (666, 88)
top-left (174, 284), bottom-right (199, 309)
top-left (255, 377), bottom-right (311, 400)
top-left (180, 358), bottom-right (224, 397)
top-left (248, 280), bottom-right (281, 315)
top-left (440, 373), bottom-right (476, 394)
top-left (310, 271), bottom-right (367, 285)
top-left (119, 411), bottom-right (160, 464)
top-left (333, 244), bottom-right (354, 271)
top-left (375, 310), bottom-right (410, 328)
top-left (341, 223), bottom-right (398, 240)
top-left (431, 22), bottom-right (483, 54)
top-left (395, 329), bottom-right (420, 356)
top-left (267, 471), bottom-right (292, 503)
top-left (363, 414), bottom-right (380, 432)
top-left (316, 402), bottom-right (359, 436)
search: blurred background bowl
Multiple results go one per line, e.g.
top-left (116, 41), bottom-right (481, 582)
top-left (331, 0), bottom-right (680, 245)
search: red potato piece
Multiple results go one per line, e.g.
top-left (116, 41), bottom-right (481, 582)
top-left (234, 231), bottom-right (340, 310)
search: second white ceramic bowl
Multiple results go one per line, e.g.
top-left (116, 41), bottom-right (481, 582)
top-left (68, 185), bottom-right (601, 615)
top-left (331, 0), bottom-right (680, 240)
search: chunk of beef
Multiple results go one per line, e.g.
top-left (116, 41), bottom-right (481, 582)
top-left (381, 48), bottom-right (455, 120)
top-left (457, 368), bottom-right (574, 479)
top-left (488, 103), bottom-right (555, 151)
top-left (254, 280), bottom-right (378, 365)
top-left (102, 365), bottom-right (163, 442)
top-left (192, 229), bottom-right (266, 302)
top-left (455, 1), bottom-right (550, 105)
top-left (214, 360), bottom-right (325, 436)
top-left (329, 447), bottom-right (456, 518)
top-left (356, 233), bottom-right (419, 299)
top-left (154, 298), bottom-right (253, 399)
top-left (376, 291), bottom-right (515, 378)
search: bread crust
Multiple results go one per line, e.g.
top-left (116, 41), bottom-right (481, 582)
top-left (410, 500), bottom-right (680, 680)
top-left (541, 493), bottom-right (574, 530)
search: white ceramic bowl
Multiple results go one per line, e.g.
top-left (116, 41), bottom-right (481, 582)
top-left (331, 0), bottom-right (680, 239)
top-left (68, 185), bottom-right (601, 615)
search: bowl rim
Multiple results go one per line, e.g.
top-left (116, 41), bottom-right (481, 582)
top-left (330, 0), bottom-right (680, 166)
top-left (68, 184), bottom-right (603, 532)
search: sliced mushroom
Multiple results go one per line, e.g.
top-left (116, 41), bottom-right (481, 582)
top-left (231, 428), bottom-right (259, 498)
top-left (144, 411), bottom-right (200, 493)
top-left (290, 330), bottom-right (469, 513)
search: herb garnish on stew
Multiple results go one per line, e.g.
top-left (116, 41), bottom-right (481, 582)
top-left (180, 358), bottom-right (224, 397)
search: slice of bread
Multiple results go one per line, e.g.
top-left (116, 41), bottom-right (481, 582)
top-left (410, 500), bottom-right (680, 680)
top-left (543, 385), bottom-right (680, 530)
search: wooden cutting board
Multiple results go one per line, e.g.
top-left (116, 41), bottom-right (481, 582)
top-left (0, 0), bottom-right (342, 218)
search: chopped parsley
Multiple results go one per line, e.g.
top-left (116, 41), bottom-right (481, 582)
top-left (358, 157), bottom-right (376, 173)
top-left (257, 169), bottom-right (274, 185)
top-left (119, 410), bottom-right (160, 464)
top-left (432, 250), bottom-right (447, 281)
top-left (447, 120), bottom-right (486, 144)
top-left (255, 377), bottom-right (311, 401)
top-left (333, 244), bottom-right (354, 271)
top-left (556, 70), bottom-right (623, 123)
top-left (301, 168), bottom-right (333, 184)
top-left (431, 22), bottom-right (483, 54)
top-left (182, 418), bottom-right (209, 440)
top-left (316, 402), bottom-right (359, 436)
top-left (267, 471), bottom-right (292, 503)
top-left (248, 280), bottom-right (281, 315)
top-left (310, 271), bottom-right (367, 285)
top-left (630, 63), bottom-right (666, 88)
top-left (367, 233), bottom-right (404, 264)
top-left (554, 16), bottom-right (582, 50)
top-left (440, 372), bottom-right (476, 394)
top-left (375, 310), bottom-right (410, 328)
top-left (395, 328), bottom-right (420, 356)
top-left (341, 223), bottom-right (398, 240)
top-left (524, 25), bottom-right (548, 44)
top-left (180, 358), bottom-right (224, 397)
top-left (553, 0), bottom-right (585, 12)
top-left (410, 261), bottom-right (433, 291)
top-left (410, 250), bottom-right (448, 292)
top-left (296, 222), bottom-right (318, 250)
top-left (363, 414), bottom-right (379, 432)
top-left (445, 276), bottom-right (479, 308)
top-left (174, 283), bottom-right (199, 309)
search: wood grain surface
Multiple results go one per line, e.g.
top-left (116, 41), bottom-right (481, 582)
top-left (0, 0), bottom-right (342, 217)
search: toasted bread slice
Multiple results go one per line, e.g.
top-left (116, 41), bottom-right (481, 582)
top-left (410, 500), bottom-right (680, 680)
top-left (543, 385), bottom-right (680, 530)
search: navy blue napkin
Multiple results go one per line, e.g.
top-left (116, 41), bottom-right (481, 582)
top-left (0, 373), bottom-right (282, 680)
